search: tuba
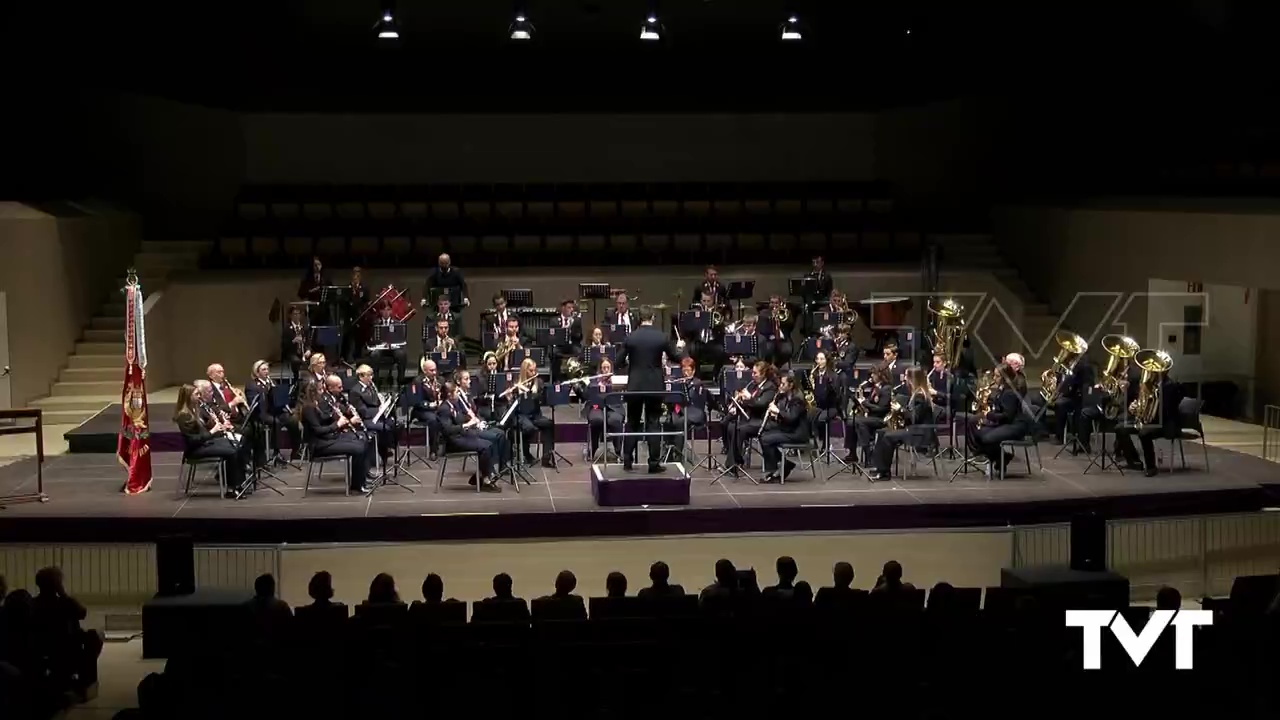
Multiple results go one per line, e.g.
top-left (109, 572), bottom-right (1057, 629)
top-left (1039, 330), bottom-right (1089, 402)
top-left (928, 298), bottom-right (967, 371)
top-left (1097, 334), bottom-right (1140, 419)
top-left (1129, 349), bottom-right (1173, 425)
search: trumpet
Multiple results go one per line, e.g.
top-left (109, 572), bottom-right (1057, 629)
top-left (438, 335), bottom-right (457, 354)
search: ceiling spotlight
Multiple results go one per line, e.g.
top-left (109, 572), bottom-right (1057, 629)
top-left (375, 9), bottom-right (400, 39)
top-left (509, 14), bottom-right (535, 40)
top-left (641, 15), bottom-right (662, 41)
top-left (780, 15), bottom-right (803, 41)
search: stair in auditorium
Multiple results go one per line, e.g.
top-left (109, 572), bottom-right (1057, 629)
top-left (933, 233), bottom-right (1057, 378)
top-left (30, 240), bottom-right (211, 426)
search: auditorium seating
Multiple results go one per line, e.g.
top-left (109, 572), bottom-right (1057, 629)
top-left (115, 567), bottom-right (1280, 719)
top-left (210, 181), bottom-right (939, 268)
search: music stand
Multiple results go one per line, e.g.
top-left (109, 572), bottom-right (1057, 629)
top-left (723, 333), bottom-right (759, 365)
top-left (505, 348), bottom-right (528, 371)
top-left (607, 324), bottom-right (630, 344)
top-left (711, 368), bottom-right (756, 485)
top-left (538, 326), bottom-right (570, 349)
top-left (788, 277), bottom-right (818, 300)
top-left (527, 346), bottom-right (547, 369)
top-left (678, 309), bottom-right (711, 344)
top-left (811, 311), bottom-right (839, 332)
top-left (667, 365), bottom-right (682, 380)
top-left (494, 395), bottom-right (537, 488)
top-left (935, 375), bottom-right (964, 461)
top-left (429, 286), bottom-right (464, 307)
top-left (311, 326), bottom-right (339, 357)
top-left (397, 384), bottom-right (433, 473)
top-left (801, 337), bottom-right (832, 362)
top-left (502, 289), bottom-right (533, 308)
top-left (370, 323), bottom-right (407, 383)
top-left (429, 351), bottom-right (461, 374)
top-left (584, 345), bottom-right (616, 368)
top-left (235, 395), bottom-right (285, 499)
top-left (543, 382), bottom-right (575, 470)
top-left (482, 332), bottom-right (499, 351)
top-left (948, 414), bottom-right (988, 481)
top-left (267, 383), bottom-right (299, 470)
top-left (482, 372), bottom-right (505, 420)
top-left (579, 282), bottom-right (612, 330)
top-left (726, 280), bottom-right (755, 322)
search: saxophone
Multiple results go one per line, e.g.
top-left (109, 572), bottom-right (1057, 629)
top-left (804, 366), bottom-right (819, 408)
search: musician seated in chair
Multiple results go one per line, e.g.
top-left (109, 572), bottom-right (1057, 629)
top-left (759, 373), bottom-right (810, 483)
top-left (349, 364), bottom-right (396, 474)
top-left (499, 318), bottom-right (533, 370)
top-left (423, 318), bottom-right (460, 366)
top-left (1115, 369), bottom-right (1183, 477)
top-left (807, 351), bottom-right (841, 453)
top-left (298, 379), bottom-right (374, 494)
top-left (551, 299), bottom-right (584, 383)
top-left (367, 303), bottom-right (407, 383)
top-left (1076, 363), bottom-right (1143, 455)
top-left (762, 295), bottom-right (797, 368)
top-left (1037, 355), bottom-right (1093, 444)
top-left (408, 359), bottom-right (445, 459)
top-left (971, 365), bottom-right (1032, 477)
top-left (723, 361), bottom-right (777, 475)
top-left (665, 357), bottom-right (709, 458)
top-left (583, 358), bottom-right (623, 460)
top-left (177, 383), bottom-right (249, 498)
top-left (846, 365), bottom-right (893, 465)
top-left (207, 363), bottom-right (247, 425)
top-left (505, 358), bottom-right (555, 468)
top-left (244, 359), bottom-right (300, 466)
top-left (437, 380), bottom-right (499, 491)
top-left (927, 353), bottom-right (958, 425)
top-left (281, 306), bottom-right (311, 380)
top-left (686, 289), bottom-right (726, 378)
top-left (867, 368), bottom-right (937, 481)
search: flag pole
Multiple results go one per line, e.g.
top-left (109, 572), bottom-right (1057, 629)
top-left (119, 269), bottom-right (153, 495)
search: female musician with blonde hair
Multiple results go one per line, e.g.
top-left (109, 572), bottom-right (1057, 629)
top-left (175, 383), bottom-right (248, 497)
top-left (506, 357), bottom-right (555, 468)
top-left (723, 360), bottom-right (777, 475)
top-left (244, 359), bottom-right (301, 466)
top-left (866, 367), bottom-right (937, 481)
top-left (582, 358), bottom-right (623, 460)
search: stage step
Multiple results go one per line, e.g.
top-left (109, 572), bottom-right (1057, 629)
top-left (31, 395), bottom-right (115, 413)
top-left (68, 354), bottom-right (119, 370)
top-left (90, 315), bottom-right (125, 330)
top-left (82, 328), bottom-right (121, 343)
top-left (100, 303), bottom-right (126, 318)
top-left (60, 367), bottom-right (119, 383)
top-left (76, 341), bottom-right (126, 355)
top-left (40, 408), bottom-right (105, 426)
top-left (51, 380), bottom-right (121, 397)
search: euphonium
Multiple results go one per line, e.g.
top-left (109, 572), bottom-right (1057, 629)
top-left (1097, 334), bottom-right (1140, 419)
top-left (928, 298), bottom-right (967, 370)
top-left (776, 304), bottom-right (790, 325)
top-left (561, 356), bottom-right (584, 380)
top-left (1129, 349), bottom-right (1173, 425)
top-left (1039, 330), bottom-right (1089, 402)
top-left (884, 399), bottom-right (906, 430)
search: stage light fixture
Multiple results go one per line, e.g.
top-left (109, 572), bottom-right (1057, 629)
top-left (509, 14), bottom-right (536, 40)
top-left (640, 15), bottom-right (663, 41)
top-left (780, 15), bottom-right (803, 41)
top-left (375, 10), bottom-right (400, 39)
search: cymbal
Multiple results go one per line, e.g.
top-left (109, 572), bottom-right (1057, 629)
top-left (290, 301), bottom-right (319, 306)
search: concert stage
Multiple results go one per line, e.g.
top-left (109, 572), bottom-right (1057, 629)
top-left (3, 438), bottom-right (1278, 545)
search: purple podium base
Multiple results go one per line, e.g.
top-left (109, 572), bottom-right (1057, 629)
top-left (590, 463), bottom-right (691, 507)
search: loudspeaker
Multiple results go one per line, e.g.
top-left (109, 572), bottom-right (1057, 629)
top-left (1070, 513), bottom-right (1107, 571)
top-left (156, 535), bottom-right (195, 597)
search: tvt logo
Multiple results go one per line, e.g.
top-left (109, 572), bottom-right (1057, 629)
top-left (1065, 609), bottom-right (1213, 669)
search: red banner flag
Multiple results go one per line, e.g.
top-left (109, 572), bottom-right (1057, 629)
top-left (119, 277), bottom-right (152, 495)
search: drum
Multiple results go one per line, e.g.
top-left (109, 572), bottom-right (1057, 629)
top-left (859, 296), bottom-right (912, 331)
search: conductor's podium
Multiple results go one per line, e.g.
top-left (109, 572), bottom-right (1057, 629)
top-left (590, 463), bottom-right (691, 507)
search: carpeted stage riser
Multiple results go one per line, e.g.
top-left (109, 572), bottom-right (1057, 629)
top-left (67, 415), bottom-right (844, 454)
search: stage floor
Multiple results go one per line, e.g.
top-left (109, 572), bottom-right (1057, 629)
top-left (2, 438), bottom-right (1277, 544)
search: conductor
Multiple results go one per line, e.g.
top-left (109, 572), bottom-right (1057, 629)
top-left (616, 305), bottom-right (685, 473)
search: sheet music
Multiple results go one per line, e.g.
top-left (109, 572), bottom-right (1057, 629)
top-left (372, 393), bottom-right (393, 425)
